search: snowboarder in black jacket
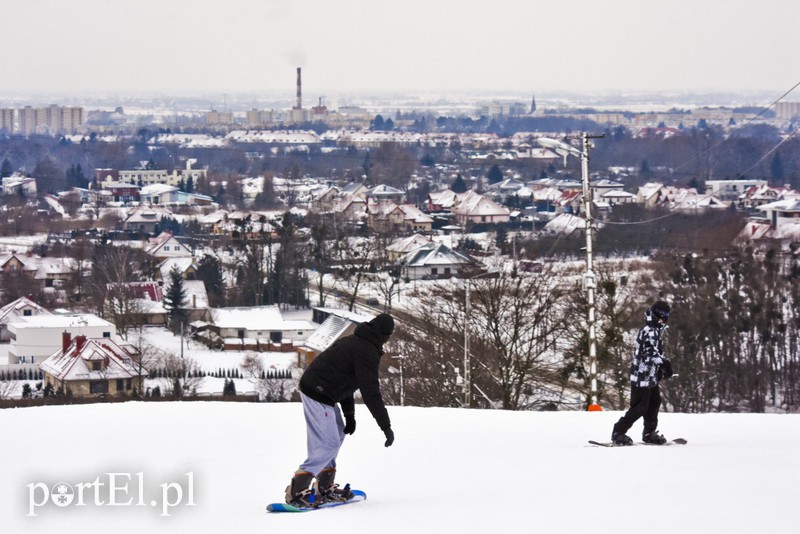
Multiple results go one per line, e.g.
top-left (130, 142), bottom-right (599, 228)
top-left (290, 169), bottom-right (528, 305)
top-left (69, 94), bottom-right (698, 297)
top-left (611, 301), bottom-right (674, 446)
top-left (285, 313), bottom-right (395, 507)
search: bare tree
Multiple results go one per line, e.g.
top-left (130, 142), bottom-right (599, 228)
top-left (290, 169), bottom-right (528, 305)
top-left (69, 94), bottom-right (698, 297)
top-left (332, 236), bottom-right (376, 312)
top-left (0, 379), bottom-right (19, 400)
top-left (240, 353), bottom-right (295, 401)
top-left (465, 270), bottom-right (570, 410)
top-left (104, 284), bottom-right (145, 340)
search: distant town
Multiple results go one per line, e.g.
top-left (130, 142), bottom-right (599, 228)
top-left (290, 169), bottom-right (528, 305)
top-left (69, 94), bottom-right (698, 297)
top-left (0, 72), bottom-right (799, 412)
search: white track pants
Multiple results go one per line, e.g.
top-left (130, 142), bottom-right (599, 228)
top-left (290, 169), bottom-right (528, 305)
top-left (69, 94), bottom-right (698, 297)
top-left (298, 392), bottom-right (345, 476)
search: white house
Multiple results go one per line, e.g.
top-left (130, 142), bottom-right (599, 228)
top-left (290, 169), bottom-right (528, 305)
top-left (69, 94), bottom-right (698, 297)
top-left (208, 305), bottom-right (315, 351)
top-left (140, 183), bottom-right (179, 205)
top-left (7, 313), bottom-right (116, 364)
top-left (123, 205), bottom-right (174, 233)
top-left (756, 199), bottom-right (800, 228)
top-left (453, 190), bottom-right (511, 225)
top-left (399, 242), bottom-right (475, 280)
top-left (2, 174), bottom-right (37, 197)
top-left (146, 231), bottom-right (193, 258)
top-left (706, 179), bottom-right (767, 202)
top-left (0, 296), bottom-right (52, 342)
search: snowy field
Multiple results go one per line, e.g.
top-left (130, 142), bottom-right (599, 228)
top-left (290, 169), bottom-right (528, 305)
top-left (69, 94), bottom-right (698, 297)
top-left (1, 402), bottom-right (798, 534)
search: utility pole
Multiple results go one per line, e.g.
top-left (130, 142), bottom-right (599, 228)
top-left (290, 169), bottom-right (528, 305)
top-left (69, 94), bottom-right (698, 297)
top-left (580, 132), bottom-right (605, 411)
top-left (537, 133), bottom-right (604, 410)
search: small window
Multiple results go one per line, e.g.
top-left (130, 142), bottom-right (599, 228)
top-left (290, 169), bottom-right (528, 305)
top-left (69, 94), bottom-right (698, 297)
top-left (116, 379), bottom-right (124, 391)
top-left (103, 332), bottom-right (111, 338)
top-left (23, 309), bottom-right (32, 316)
top-left (92, 361), bottom-right (102, 371)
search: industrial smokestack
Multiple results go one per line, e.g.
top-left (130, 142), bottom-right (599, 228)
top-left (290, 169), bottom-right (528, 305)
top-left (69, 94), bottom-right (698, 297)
top-left (295, 67), bottom-right (302, 110)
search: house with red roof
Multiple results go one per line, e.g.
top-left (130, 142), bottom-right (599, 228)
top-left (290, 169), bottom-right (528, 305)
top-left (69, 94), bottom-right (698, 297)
top-left (39, 333), bottom-right (144, 397)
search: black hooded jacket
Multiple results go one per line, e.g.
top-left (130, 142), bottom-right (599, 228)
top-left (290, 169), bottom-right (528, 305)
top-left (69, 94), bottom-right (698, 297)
top-left (299, 320), bottom-right (391, 431)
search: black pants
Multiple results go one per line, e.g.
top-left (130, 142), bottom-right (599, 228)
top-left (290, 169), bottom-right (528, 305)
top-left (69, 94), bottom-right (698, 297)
top-left (613, 385), bottom-right (661, 437)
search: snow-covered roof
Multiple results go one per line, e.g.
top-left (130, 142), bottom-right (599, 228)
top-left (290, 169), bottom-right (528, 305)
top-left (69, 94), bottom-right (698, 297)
top-left (756, 199), bottom-right (800, 212)
top-left (209, 305), bottom-right (313, 331)
top-left (140, 183), bottom-right (178, 195)
top-left (0, 297), bottom-right (52, 323)
top-left (387, 234), bottom-right (433, 254)
top-left (401, 243), bottom-right (473, 268)
top-left (10, 313), bottom-right (113, 330)
top-left (542, 213), bottom-right (585, 234)
top-left (39, 336), bottom-right (141, 381)
top-left (303, 315), bottom-right (354, 352)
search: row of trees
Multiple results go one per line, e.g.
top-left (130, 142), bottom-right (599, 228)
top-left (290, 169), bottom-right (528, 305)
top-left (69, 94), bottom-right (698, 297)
top-left (380, 237), bottom-right (800, 413)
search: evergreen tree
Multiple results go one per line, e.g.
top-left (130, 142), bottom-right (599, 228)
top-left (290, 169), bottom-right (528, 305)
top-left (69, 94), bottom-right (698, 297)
top-left (186, 176), bottom-right (195, 194)
top-left (163, 264), bottom-right (188, 333)
top-left (487, 164), bottom-right (503, 184)
top-left (196, 254), bottom-right (226, 307)
top-left (0, 158), bottom-right (13, 178)
top-left (451, 174), bottom-right (468, 193)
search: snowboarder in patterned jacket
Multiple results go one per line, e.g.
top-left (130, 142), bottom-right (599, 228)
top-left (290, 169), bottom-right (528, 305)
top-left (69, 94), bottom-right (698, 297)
top-left (284, 313), bottom-right (396, 507)
top-left (611, 301), bottom-right (674, 446)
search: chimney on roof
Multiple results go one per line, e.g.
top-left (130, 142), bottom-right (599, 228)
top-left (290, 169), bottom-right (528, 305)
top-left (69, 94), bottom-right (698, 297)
top-left (75, 335), bottom-right (87, 353)
top-left (62, 331), bottom-right (71, 354)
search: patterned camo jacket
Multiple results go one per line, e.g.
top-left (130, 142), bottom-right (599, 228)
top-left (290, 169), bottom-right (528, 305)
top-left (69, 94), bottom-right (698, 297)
top-left (629, 309), bottom-right (667, 388)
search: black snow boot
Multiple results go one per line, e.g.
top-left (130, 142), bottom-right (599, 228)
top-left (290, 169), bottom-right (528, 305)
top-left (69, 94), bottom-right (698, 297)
top-left (285, 470), bottom-right (316, 507)
top-left (611, 432), bottom-right (634, 446)
top-left (314, 467), bottom-right (354, 503)
top-left (643, 431), bottom-right (667, 445)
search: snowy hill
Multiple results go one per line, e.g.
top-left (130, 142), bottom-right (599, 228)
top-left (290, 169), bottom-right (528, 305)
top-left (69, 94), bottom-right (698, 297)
top-left (1, 402), bottom-right (798, 534)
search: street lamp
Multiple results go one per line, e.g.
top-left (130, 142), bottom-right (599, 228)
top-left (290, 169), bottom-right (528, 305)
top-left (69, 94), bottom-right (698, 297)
top-left (461, 268), bottom-right (499, 408)
top-left (538, 133), bottom-right (604, 411)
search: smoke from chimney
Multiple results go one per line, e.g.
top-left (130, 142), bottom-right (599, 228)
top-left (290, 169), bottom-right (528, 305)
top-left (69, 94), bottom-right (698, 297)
top-left (295, 67), bottom-right (302, 110)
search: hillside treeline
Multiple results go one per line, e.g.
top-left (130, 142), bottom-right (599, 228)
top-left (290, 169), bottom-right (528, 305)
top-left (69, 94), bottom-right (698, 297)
top-left (383, 238), bottom-right (800, 414)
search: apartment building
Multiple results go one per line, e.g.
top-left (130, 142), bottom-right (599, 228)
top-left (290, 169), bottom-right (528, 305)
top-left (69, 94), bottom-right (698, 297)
top-left (775, 101), bottom-right (800, 121)
top-left (0, 108), bottom-right (14, 133)
top-left (15, 105), bottom-right (84, 135)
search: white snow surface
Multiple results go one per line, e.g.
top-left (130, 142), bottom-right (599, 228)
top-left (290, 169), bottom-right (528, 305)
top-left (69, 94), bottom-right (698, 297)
top-left (1, 402), bottom-right (798, 533)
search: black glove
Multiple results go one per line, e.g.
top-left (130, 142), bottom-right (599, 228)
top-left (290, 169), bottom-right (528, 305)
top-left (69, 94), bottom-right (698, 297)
top-left (660, 359), bottom-right (674, 380)
top-left (343, 412), bottom-right (356, 435)
top-left (383, 427), bottom-right (394, 447)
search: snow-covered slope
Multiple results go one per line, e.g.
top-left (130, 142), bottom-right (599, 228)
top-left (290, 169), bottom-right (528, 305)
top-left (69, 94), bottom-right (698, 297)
top-left (1, 402), bottom-right (797, 534)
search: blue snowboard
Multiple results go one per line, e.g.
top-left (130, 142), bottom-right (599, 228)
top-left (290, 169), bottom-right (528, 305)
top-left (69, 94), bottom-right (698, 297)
top-left (267, 490), bottom-right (367, 513)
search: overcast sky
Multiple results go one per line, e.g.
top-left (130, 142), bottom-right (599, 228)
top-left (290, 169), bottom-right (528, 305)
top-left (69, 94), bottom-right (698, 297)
top-left (3, 0), bottom-right (799, 98)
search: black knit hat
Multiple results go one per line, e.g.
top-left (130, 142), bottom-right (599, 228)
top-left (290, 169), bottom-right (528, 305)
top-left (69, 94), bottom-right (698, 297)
top-left (651, 300), bottom-right (671, 322)
top-left (369, 313), bottom-right (395, 335)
